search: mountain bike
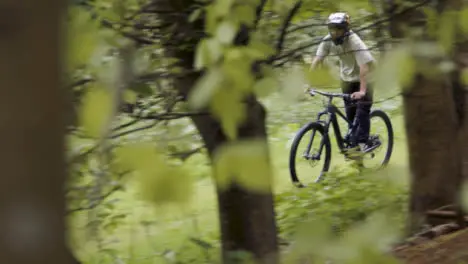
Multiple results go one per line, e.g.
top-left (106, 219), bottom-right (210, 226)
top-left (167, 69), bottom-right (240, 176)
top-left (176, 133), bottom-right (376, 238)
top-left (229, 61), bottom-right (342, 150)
top-left (288, 87), bottom-right (394, 187)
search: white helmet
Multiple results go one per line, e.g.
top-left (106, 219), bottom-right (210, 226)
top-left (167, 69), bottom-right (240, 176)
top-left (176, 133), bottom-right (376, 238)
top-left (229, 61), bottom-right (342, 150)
top-left (326, 12), bottom-right (350, 30)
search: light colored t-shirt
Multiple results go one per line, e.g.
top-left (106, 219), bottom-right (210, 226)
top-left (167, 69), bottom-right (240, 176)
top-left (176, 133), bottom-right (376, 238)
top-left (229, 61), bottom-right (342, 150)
top-left (316, 31), bottom-right (374, 82)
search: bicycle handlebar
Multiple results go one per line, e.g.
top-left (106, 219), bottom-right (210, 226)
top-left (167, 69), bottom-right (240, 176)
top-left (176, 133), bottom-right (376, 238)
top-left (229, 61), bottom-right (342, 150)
top-left (306, 87), bottom-right (351, 99)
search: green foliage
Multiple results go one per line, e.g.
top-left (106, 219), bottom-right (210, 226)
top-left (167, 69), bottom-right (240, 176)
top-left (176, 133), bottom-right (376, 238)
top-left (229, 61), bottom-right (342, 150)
top-left (437, 10), bottom-right (457, 54)
top-left (459, 7), bottom-right (468, 35)
top-left (305, 64), bottom-right (338, 87)
top-left (190, 0), bottom-right (278, 140)
top-left (66, 0), bottom-right (411, 262)
top-left (114, 143), bottom-right (195, 206)
top-left (275, 163), bottom-right (408, 241)
top-left (282, 213), bottom-right (403, 263)
top-left (372, 44), bottom-right (415, 92)
top-left (213, 139), bottom-right (273, 192)
top-left (67, 7), bottom-right (102, 69)
top-left (79, 85), bottom-right (113, 138)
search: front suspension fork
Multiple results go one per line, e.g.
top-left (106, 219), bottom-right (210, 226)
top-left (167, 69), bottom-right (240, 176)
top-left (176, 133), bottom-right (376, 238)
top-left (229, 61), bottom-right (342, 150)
top-left (302, 111), bottom-right (328, 160)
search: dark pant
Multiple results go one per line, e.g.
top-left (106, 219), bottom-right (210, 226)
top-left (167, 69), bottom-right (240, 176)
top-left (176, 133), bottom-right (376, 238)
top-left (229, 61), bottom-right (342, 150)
top-left (341, 81), bottom-right (373, 145)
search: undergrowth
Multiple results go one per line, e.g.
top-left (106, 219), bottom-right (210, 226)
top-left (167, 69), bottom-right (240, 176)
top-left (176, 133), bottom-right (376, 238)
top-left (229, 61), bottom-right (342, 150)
top-left (276, 162), bottom-right (408, 242)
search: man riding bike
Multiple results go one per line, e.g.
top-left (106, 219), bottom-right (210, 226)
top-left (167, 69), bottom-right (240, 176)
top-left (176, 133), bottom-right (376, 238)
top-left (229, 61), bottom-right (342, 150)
top-left (310, 12), bottom-right (375, 151)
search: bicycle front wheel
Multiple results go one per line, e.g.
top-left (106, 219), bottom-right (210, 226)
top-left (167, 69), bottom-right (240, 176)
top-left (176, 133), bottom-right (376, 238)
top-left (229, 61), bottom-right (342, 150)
top-left (289, 122), bottom-right (331, 187)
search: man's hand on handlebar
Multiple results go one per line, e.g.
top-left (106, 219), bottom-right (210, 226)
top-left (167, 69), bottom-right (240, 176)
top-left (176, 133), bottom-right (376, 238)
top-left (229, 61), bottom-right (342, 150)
top-left (350, 91), bottom-right (365, 100)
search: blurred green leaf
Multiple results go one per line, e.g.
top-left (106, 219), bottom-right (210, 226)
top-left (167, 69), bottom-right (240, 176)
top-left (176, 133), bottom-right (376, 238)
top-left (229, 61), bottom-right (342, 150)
top-left (115, 144), bottom-right (194, 205)
top-left (462, 69), bottom-right (468, 85)
top-left (280, 66), bottom-right (307, 102)
top-left (194, 38), bottom-right (222, 69)
top-left (79, 85), bottom-right (112, 138)
top-left (216, 20), bottom-right (238, 44)
top-left (232, 4), bottom-right (256, 27)
top-left (437, 10), bottom-right (457, 54)
top-left (213, 0), bottom-right (235, 17)
top-left (253, 76), bottom-right (279, 97)
top-left (213, 139), bottom-right (272, 192)
top-left (209, 87), bottom-right (246, 140)
top-left (123, 90), bottom-right (138, 104)
top-left (67, 7), bottom-right (101, 69)
top-left (129, 83), bottom-right (153, 97)
top-left (305, 65), bottom-right (337, 87)
top-left (188, 67), bottom-right (224, 109)
top-left (222, 48), bottom-right (255, 92)
top-left (459, 8), bottom-right (468, 35)
top-left (372, 44), bottom-right (415, 92)
top-left (189, 8), bottom-right (203, 22)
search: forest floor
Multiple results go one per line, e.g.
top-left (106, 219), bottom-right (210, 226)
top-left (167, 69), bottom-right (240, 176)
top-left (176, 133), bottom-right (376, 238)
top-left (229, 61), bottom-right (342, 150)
top-left (393, 228), bottom-right (468, 264)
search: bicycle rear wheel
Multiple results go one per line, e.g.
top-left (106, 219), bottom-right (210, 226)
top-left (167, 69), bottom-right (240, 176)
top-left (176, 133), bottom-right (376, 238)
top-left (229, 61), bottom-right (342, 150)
top-left (289, 122), bottom-right (331, 187)
top-left (361, 109), bottom-right (394, 169)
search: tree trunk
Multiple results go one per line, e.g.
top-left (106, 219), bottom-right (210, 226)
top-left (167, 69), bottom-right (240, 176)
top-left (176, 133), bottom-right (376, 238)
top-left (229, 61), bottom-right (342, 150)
top-left (389, 0), bottom-right (466, 233)
top-left (0, 0), bottom-right (78, 263)
top-left (153, 1), bottom-right (279, 263)
top-left (190, 95), bottom-right (278, 264)
top-left (403, 73), bottom-right (460, 233)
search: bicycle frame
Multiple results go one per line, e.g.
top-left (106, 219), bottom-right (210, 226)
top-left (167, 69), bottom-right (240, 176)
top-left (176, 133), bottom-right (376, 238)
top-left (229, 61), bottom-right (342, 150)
top-left (304, 96), bottom-right (358, 160)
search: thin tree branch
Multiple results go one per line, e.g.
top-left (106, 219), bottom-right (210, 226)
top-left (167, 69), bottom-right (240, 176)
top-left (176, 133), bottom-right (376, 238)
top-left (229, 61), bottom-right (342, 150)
top-left (66, 185), bottom-right (122, 215)
top-left (100, 19), bottom-right (156, 45)
top-left (110, 121), bottom-right (158, 138)
top-left (68, 77), bottom-right (94, 89)
top-left (275, 0), bottom-right (303, 54)
top-left (130, 111), bottom-right (209, 120)
top-left (170, 146), bottom-right (204, 161)
top-left (254, 0), bottom-right (269, 28)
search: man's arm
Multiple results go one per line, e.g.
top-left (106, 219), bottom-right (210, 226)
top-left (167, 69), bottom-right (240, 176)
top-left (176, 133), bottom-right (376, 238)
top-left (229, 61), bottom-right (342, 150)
top-left (350, 34), bottom-right (374, 96)
top-left (311, 38), bottom-right (329, 70)
top-left (358, 61), bottom-right (373, 94)
top-left (310, 56), bottom-right (325, 70)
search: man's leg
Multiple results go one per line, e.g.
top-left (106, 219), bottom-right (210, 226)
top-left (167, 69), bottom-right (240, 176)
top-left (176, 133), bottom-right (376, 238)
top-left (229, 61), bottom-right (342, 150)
top-left (355, 88), bottom-right (374, 144)
top-left (341, 81), bottom-right (359, 129)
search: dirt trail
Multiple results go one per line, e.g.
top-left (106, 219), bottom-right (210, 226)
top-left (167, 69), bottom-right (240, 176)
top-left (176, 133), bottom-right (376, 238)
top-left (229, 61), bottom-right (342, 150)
top-left (393, 228), bottom-right (468, 263)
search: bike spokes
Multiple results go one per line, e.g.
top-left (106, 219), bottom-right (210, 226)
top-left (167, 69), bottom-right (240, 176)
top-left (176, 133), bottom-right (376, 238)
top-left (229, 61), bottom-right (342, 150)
top-left (292, 125), bottom-right (331, 184)
top-left (360, 111), bottom-right (393, 169)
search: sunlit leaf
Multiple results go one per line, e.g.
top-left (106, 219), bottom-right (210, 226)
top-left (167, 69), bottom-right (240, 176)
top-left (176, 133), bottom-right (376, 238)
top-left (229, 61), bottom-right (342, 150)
top-left (114, 144), bottom-right (194, 205)
top-left (222, 48), bottom-right (255, 92)
top-left (437, 10), bottom-right (457, 54)
top-left (372, 44), bottom-right (415, 92)
top-left (423, 7), bottom-right (438, 39)
top-left (461, 180), bottom-right (468, 212)
top-left (216, 20), bottom-right (238, 44)
top-left (205, 5), bottom-right (217, 34)
top-left (79, 85), bottom-right (113, 138)
top-left (67, 7), bottom-right (101, 69)
top-left (253, 76), bottom-right (279, 97)
top-left (188, 67), bottom-right (224, 109)
top-left (213, 0), bottom-right (235, 17)
top-left (209, 87), bottom-right (246, 140)
top-left (213, 139), bottom-right (273, 192)
top-left (195, 38), bottom-right (223, 70)
top-left (461, 68), bottom-right (468, 85)
top-left (305, 66), bottom-right (337, 88)
top-left (232, 4), bottom-right (256, 27)
top-left (280, 66), bottom-right (307, 102)
top-left (340, 212), bottom-right (401, 252)
top-left (123, 90), bottom-right (138, 104)
top-left (459, 8), bottom-right (468, 35)
top-left (130, 83), bottom-right (153, 97)
top-left (189, 8), bottom-right (203, 23)
top-left (248, 39), bottom-right (276, 59)
top-left (138, 160), bottom-right (194, 205)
